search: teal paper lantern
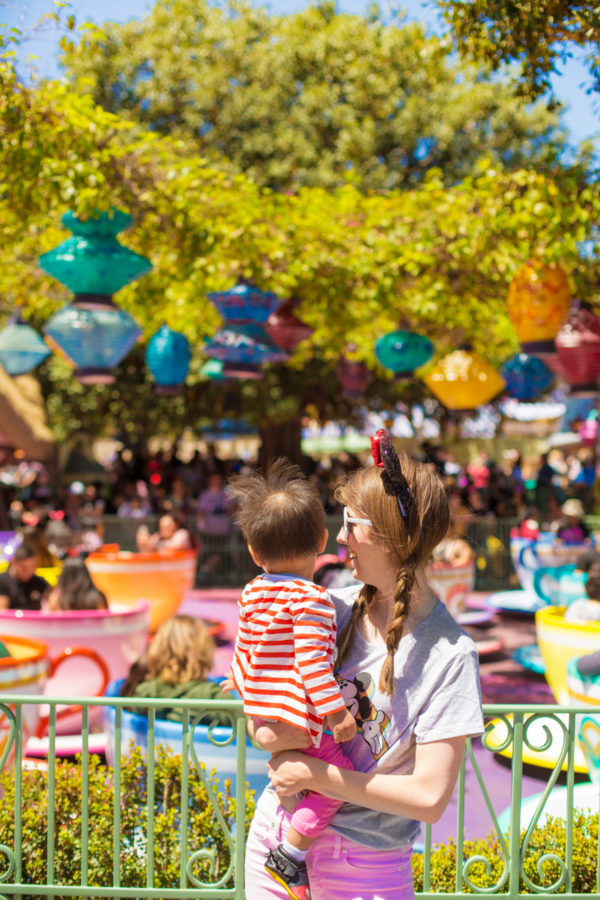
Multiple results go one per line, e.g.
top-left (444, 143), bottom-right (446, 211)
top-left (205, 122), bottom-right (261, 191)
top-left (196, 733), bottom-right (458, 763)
top-left (145, 325), bottom-right (190, 394)
top-left (375, 330), bottom-right (434, 374)
top-left (39, 209), bottom-right (152, 302)
top-left (0, 320), bottom-right (50, 375)
top-left (44, 305), bottom-right (142, 385)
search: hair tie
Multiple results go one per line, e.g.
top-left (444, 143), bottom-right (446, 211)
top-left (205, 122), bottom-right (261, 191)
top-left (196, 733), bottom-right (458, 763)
top-left (370, 429), bottom-right (412, 522)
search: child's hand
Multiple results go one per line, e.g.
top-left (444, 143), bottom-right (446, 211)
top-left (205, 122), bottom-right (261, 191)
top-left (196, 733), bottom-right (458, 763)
top-left (220, 673), bottom-right (236, 693)
top-left (327, 708), bottom-right (357, 743)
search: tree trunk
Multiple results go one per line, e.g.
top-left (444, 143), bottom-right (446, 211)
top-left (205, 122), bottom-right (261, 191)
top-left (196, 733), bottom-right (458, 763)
top-left (258, 418), bottom-right (306, 468)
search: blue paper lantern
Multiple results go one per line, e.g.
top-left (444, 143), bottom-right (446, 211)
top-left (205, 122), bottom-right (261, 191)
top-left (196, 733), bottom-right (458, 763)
top-left (375, 330), bottom-right (434, 374)
top-left (207, 282), bottom-right (281, 325)
top-left (204, 322), bottom-right (287, 366)
top-left (39, 209), bottom-right (152, 303)
top-left (500, 353), bottom-right (554, 401)
top-left (0, 320), bottom-right (50, 375)
top-left (145, 325), bottom-right (190, 393)
top-left (44, 305), bottom-right (142, 384)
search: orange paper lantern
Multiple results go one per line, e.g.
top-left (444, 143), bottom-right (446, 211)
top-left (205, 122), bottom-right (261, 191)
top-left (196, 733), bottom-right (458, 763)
top-left (423, 349), bottom-right (506, 410)
top-left (507, 260), bottom-right (571, 356)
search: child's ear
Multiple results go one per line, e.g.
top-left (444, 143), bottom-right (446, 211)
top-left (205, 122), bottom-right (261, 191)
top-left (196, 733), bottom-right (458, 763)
top-left (318, 529), bottom-right (329, 553)
top-left (248, 544), bottom-right (263, 567)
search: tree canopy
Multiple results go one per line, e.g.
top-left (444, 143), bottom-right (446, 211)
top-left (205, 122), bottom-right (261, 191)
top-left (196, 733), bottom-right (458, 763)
top-left (439, 1), bottom-right (600, 103)
top-left (1, 4), bottom-right (600, 448)
top-left (62, 0), bottom-right (571, 191)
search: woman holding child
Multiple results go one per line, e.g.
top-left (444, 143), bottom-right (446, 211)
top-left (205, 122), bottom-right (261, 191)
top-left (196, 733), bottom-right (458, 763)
top-left (235, 431), bottom-right (484, 900)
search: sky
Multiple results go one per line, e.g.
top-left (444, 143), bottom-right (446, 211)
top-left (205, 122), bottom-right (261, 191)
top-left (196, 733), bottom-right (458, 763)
top-left (3, 0), bottom-right (599, 148)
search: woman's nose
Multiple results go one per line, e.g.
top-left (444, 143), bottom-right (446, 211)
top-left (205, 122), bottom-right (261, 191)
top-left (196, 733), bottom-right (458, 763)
top-left (336, 526), bottom-right (346, 545)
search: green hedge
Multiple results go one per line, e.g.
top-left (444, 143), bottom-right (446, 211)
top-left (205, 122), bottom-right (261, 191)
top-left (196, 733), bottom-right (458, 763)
top-left (412, 811), bottom-right (599, 893)
top-left (0, 746), bottom-right (255, 898)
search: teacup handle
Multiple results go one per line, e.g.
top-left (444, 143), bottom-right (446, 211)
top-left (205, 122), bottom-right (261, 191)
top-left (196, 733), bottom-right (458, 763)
top-left (532, 568), bottom-right (552, 603)
top-left (36, 647), bottom-right (110, 739)
top-left (519, 543), bottom-right (539, 573)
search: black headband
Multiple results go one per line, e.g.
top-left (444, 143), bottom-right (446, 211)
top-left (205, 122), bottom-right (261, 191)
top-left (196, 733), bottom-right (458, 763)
top-left (370, 429), bottom-right (411, 522)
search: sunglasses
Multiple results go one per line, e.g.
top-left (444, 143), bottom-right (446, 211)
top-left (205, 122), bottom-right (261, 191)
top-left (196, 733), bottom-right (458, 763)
top-left (342, 506), bottom-right (372, 542)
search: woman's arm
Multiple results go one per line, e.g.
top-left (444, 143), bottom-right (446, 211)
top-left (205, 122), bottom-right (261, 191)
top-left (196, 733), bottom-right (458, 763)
top-left (268, 735), bottom-right (466, 824)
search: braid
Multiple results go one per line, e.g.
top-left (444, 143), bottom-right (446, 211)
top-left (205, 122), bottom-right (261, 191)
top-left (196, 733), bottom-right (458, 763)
top-left (337, 584), bottom-right (375, 666)
top-left (379, 558), bottom-right (417, 695)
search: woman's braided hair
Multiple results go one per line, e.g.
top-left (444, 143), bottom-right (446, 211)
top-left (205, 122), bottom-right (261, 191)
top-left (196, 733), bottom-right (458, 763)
top-left (335, 454), bottom-right (449, 695)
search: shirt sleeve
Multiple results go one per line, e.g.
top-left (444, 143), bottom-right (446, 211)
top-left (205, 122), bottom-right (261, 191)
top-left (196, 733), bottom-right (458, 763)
top-left (292, 588), bottom-right (346, 718)
top-left (414, 649), bottom-right (484, 744)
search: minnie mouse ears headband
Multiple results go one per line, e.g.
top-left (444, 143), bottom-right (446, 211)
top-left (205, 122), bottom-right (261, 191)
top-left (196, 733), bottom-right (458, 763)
top-left (370, 429), bottom-right (412, 523)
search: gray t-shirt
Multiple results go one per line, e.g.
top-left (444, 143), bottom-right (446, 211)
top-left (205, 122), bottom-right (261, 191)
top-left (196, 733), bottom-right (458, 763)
top-left (255, 585), bottom-right (484, 850)
top-left (327, 585), bottom-right (483, 849)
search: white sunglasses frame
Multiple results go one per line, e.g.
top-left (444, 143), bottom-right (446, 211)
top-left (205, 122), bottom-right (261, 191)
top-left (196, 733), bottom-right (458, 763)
top-left (342, 506), bottom-right (372, 542)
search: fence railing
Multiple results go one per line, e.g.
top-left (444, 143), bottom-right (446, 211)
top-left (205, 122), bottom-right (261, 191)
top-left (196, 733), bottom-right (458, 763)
top-left (0, 695), bottom-right (599, 898)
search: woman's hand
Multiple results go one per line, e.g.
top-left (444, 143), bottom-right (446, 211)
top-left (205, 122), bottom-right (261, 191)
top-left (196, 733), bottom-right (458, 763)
top-left (267, 751), bottom-right (315, 796)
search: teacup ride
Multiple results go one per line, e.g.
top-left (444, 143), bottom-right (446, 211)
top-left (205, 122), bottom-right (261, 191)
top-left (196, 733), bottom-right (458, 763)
top-left (0, 634), bottom-right (109, 770)
top-left (425, 560), bottom-right (475, 620)
top-left (87, 548), bottom-right (197, 632)
top-left (536, 605), bottom-right (600, 704)
top-left (487, 536), bottom-right (587, 615)
top-left (496, 658), bottom-right (600, 830)
top-left (566, 657), bottom-right (600, 784)
top-left (532, 564), bottom-right (587, 607)
top-left (102, 678), bottom-right (269, 796)
top-left (0, 600), bottom-right (151, 742)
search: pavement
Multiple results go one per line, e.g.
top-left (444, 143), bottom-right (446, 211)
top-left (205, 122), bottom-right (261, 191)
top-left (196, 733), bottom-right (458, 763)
top-left (181, 586), bottom-right (583, 845)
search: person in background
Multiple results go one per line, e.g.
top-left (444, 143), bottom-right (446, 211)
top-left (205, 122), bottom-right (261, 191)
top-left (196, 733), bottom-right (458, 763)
top-left (136, 512), bottom-right (193, 552)
top-left (564, 561), bottom-right (600, 624)
top-left (555, 498), bottom-right (591, 545)
top-left (46, 557), bottom-right (108, 612)
top-left (120, 614), bottom-right (229, 722)
top-left (20, 515), bottom-right (58, 568)
top-left (0, 543), bottom-right (51, 610)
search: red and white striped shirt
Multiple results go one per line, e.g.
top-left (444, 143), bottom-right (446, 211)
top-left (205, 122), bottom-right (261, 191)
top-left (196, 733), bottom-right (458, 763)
top-left (230, 573), bottom-right (346, 746)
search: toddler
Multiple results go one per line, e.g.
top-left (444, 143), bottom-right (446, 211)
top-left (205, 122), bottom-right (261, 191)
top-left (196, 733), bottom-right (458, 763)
top-left (226, 459), bottom-right (356, 900)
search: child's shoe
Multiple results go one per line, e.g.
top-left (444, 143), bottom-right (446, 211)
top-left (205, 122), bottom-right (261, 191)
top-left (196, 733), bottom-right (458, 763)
top-left (264, 844), bottom-right (311, 899)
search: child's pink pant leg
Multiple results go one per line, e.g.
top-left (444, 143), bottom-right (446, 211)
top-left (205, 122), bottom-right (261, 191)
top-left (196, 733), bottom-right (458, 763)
top-left (289, 733), bottom-right (353, 839)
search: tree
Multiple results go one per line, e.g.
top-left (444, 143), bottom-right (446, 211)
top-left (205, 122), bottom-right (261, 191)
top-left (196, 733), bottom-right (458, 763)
top-left (61, 0), bottom-right (571, 192)
top-left (438, 1), bottom-right (600, 102)
top-left (2, 19), bottom-right (600, 455)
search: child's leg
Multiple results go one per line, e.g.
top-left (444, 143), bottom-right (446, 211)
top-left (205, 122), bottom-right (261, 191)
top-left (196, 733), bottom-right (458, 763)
top-left (265, 735), bottom-right (354, 898)
top-left (288, 734), bottom-right (354, 843)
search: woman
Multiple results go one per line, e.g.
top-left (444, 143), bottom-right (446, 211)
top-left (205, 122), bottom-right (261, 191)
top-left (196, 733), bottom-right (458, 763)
top-left (120, 614), bottom-right (230, 724)
top-left (47, 558), bottom-right (108, 611)
top-left (244, 431), bottom-right (484, 900)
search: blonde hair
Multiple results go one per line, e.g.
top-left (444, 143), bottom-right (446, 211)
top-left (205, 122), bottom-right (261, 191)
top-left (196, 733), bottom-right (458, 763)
top-left (145, 615), bottom-right (215, 685)
top-left (335, 457), bottom-right (449, 695)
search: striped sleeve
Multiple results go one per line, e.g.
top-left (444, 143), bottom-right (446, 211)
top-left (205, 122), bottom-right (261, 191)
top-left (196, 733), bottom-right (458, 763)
top-left (292, 587), bottom-right (346, 717)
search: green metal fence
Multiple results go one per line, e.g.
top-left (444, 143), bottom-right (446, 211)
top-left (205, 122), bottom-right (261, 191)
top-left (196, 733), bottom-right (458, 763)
top-left (0, 695), bottom-right (599, 898)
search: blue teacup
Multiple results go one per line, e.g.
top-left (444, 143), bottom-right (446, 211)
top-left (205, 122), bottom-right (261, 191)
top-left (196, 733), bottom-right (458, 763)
top-left (533, 564), bottom-right (587, 605)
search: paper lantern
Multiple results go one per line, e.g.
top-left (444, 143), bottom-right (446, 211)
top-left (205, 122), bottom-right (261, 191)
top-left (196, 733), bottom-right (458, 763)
top-left (336, 358), bottom-right (371, 397)
top-left (44, 305), bottom-right (142, 385)
top-left (204, 323), bottom-right (287, 367)
top-left (423, 349), bottom-right (505, 410)
top-left (549, 304), bottom-right (600, 396)
top-left (207, 282), bottom-right (281, 325)
top-left (145, 325), bottom-right (190, 394)
top-left (500, 353), bottom-right (554, 401)
top-left (507, 260), bottom-right (571, 356)
top-left (375, 330), bottom-right (434, 374)
top-left (0, 320), bottom-right (50, 375)
top-left (266, 299), bottom-right (313, 351)
top-left (39, 209), bottom-right (152, 305)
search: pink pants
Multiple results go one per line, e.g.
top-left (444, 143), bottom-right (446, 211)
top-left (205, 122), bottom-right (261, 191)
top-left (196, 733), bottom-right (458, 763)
top-left (245, 795), bottom-right (415, 900)
top-left (291, 732), bottom-right (354, 838)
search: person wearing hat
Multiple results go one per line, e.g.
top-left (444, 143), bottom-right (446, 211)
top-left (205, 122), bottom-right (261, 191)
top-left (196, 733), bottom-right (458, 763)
top-left (556, 498), bottom-right (591, 545)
